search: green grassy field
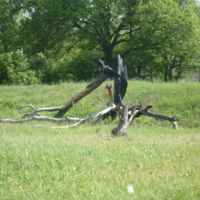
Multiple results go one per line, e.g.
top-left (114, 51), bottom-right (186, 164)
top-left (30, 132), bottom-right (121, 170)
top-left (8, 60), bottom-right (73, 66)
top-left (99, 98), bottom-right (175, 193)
top-left (0, 81), bottom-right (200, 200)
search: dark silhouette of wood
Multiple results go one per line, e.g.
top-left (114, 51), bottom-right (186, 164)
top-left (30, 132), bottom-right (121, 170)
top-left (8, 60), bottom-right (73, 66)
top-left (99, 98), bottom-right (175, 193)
top-left (134, 106), bottom-right (178, 129)
top-left (114, 55), bottom-right (128, 106)
top-left (93, 58), bottom-right (124, 80)
top-left (94, 56), bottom-right (127, 106)
top-left (94, 56), bottom-right (128, 120)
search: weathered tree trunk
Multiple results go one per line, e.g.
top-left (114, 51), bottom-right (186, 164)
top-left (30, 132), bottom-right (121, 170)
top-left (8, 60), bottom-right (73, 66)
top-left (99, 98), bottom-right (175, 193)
top-left (111, 105), bottom-right (129, 136)
top-left (175, 61), bottom-right (183, 81)
top-left (55, 72), bottom-right (109, 117)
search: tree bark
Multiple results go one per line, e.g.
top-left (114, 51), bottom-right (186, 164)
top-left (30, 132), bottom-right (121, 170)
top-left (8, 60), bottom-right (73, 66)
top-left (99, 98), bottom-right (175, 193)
top-left (111, 105), bottom-right (129, 136)
top-left (52, 104), bottom-right (117, 129)
top-left (55, 72), bottom-right (109, 117)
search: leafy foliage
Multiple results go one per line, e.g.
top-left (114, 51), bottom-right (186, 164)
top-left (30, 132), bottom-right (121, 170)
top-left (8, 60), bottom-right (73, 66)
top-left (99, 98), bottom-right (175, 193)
top-left (0, 50), bottom-right (40, 85)
top-left (0, 0), bottom-right (200, 84)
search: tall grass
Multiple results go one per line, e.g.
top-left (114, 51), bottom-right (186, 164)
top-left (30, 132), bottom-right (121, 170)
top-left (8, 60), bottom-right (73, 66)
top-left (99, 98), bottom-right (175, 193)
top-left (0, 81), bottom-right (199, 126)
top-left (0, 81), bottom-right (200, 199)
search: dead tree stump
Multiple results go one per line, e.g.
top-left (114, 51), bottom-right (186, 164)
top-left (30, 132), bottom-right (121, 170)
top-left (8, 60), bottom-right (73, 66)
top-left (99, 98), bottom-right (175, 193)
top-left (111, 105), bottom-right (128, 136)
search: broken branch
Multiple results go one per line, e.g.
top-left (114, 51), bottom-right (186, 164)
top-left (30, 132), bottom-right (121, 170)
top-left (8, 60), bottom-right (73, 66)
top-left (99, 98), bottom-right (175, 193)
top-left (0, 116), bottom-right (82, 124)
top-left (51, 104), bottom-right (117, 128)
top-left (132, 106), bottom-right (178, 129)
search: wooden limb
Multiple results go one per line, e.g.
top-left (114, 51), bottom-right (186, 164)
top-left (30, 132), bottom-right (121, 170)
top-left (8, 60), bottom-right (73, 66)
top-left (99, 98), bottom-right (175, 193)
top-left (51, 104), bottom-right (117, 128)
top-left (127, 111), bottom-right (136, 126)
top-left (111, 105), bottom-right (128, 136)
top-left (126, 104), bottom-right (144, 126)
top-left (128, 104), bottom-right (143, 111)
top-left (18, 104), bottom-right (36, 111)
top-left (55, 72), bottom-right (109, 117)
top-left (12, 72), bottom-right (108, 119)
top-left (132, 106), bottom-right (178, 129)
top-left (18, 104), bottom-right (62, 117)
top-left (0, 116), bottom-right (82, 124)
top-left (18, 104), bottom-right (61, 112)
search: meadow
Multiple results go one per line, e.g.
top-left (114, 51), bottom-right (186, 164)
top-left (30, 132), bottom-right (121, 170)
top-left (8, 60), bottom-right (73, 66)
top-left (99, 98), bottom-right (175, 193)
top-left (0, 81), bottom-right (200, 200)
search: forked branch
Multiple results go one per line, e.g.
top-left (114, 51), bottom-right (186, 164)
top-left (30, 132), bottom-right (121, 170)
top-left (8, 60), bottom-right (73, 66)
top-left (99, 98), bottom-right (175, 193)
top-left (130, 106), bottom-right (178, 129)
top-left (111, 105), bottom-right (178, 137)
top-left (51, 104), bottom-right (117, 129)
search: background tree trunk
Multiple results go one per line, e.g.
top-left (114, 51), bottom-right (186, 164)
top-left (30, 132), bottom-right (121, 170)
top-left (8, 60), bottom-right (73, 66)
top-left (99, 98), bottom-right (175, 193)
top-left (164, 65), bottom-right (168, 82)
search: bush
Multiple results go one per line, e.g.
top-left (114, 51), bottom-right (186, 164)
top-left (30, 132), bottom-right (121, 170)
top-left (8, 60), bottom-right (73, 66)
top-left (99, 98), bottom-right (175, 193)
top-left (0, 49), bottom-right (40, 85)
top-left (29, 51), bottom-right (101, 84)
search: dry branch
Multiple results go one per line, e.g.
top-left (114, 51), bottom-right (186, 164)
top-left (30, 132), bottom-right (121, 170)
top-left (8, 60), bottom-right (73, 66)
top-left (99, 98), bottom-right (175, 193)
top-left (0, 103), bottom-right (177, 130)
top-left (18, 104), bottom-right (62, 117)
top-left (55, 72), bottom-right (109, 117)
top-left (4, 72), bottom-right (109, 119)
top-left (128, 104), bottom-right (143, 111)
top-left (51, 104), bottom-right (117, 128)
top-left (132, 106), bottom-right (178, 129)
top-left (0, 115), bottom-right (82, 124)
top-left (1, 104), bottom-right (82, 124)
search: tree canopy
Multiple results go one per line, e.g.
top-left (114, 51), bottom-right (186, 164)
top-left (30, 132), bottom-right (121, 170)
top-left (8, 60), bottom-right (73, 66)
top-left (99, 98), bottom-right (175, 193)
top-left (0, 0), bottom-right (200, 84)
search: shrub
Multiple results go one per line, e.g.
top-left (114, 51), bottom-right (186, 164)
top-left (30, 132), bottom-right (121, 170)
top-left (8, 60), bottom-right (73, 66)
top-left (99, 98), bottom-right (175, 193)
top-left (0, 49), bottom-right (40, 85)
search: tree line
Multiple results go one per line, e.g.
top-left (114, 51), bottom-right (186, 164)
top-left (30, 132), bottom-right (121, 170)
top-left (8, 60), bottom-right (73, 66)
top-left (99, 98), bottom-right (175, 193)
top-left (0, 0), bottom-right (200, 85)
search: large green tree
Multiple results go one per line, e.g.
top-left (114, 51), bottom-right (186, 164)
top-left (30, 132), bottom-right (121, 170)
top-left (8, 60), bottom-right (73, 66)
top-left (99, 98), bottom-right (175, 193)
top-left (17, 0), bottom-right (199, 71)
top-left (0, 1), bottom-right (20, 53)
top-left (1, 0), bottom-right (198, 84)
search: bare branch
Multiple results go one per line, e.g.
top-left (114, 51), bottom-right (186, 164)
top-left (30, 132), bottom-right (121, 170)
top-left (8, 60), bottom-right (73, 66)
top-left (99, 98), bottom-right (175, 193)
top-left (18, 104), bottom-right (61, 113)
top-left (131, 106), bottom-right (178, 129)
top-left (18, 104), bottom-right (62, 118)
top-left (55, 72), bottom-right (109, 117)
top-left (0, 116), bottom-right (82, 124)
top-left (128, 104), bottom-right (143, 111)
top-left (51, 104), bottom-right (117, 128)
top-left (127, 111), bottom-right (135, 126)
